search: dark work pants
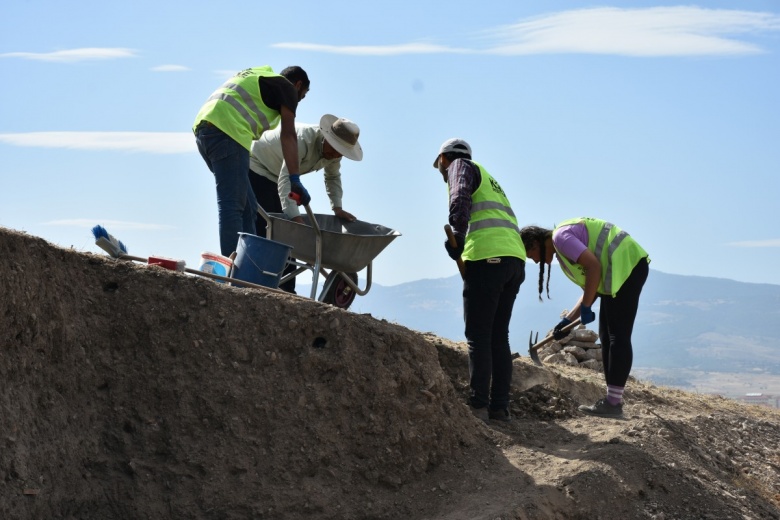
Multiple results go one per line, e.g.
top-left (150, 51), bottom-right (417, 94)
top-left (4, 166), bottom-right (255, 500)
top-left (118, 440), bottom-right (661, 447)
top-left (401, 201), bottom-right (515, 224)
top-left (248, 173), bottom-right (297, 293)
top-left (463, 257), bottom-right (525, 411)
top-left (598, 258), bottom-right (649, 387)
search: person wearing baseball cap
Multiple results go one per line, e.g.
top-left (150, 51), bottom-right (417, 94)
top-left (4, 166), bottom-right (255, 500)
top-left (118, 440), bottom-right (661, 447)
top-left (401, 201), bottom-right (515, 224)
top-left (248, 114), bottom-right (363, 292)
top-left (434, 137), bottom-right (527, 423)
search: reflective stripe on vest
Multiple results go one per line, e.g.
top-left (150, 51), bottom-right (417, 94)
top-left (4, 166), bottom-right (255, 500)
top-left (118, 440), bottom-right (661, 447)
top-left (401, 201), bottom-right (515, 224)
top-left (593, 222), bottom-right (629, 295)
top-left (468, 217), bottom-right (520, 233)
top-left (468, 201), bottom-right (518, 231)
top-left (205, 81), bottom-right (272, 136)
top-left (460, 162), bottom-right (525, 261)
top-left (193, 66), bottom-right (282, 150)
top-left (556, 217), bottom-right (648, 296)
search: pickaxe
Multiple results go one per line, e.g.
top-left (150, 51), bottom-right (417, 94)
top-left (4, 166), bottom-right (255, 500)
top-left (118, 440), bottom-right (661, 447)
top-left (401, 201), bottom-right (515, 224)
top-left (527, 318), bottom-right (582, 366)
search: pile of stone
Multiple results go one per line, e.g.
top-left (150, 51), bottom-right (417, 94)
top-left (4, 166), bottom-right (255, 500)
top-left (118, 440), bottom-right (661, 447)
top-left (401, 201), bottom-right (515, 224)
top-left (536, 324), bottom-right (603, 371)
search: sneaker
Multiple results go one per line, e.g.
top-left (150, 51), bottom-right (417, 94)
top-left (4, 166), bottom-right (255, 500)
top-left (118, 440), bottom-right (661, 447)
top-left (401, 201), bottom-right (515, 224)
top-left (488, 408), bottom-right (511, 422)
top-left (470, 405), bottom-right (489, 422)
top-left (578, 398), bottom-right (623, 418)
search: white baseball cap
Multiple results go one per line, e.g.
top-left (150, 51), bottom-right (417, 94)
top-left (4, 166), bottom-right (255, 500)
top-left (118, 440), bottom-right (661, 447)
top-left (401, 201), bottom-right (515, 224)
top-left (433, 138), bottom-right (472, 167)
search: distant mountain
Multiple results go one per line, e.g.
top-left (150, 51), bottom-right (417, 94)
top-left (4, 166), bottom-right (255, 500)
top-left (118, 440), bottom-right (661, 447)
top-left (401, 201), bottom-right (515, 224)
top-left (334, 269), bottom-right (780, 376)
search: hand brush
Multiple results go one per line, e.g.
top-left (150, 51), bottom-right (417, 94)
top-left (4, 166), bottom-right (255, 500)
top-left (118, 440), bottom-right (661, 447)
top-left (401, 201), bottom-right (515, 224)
top-left (90, 224), bottom-right (275, 290)
top-left (91, 225), bottom-right (183, 269)
top-left (91, 224), bottom-right (130, 258)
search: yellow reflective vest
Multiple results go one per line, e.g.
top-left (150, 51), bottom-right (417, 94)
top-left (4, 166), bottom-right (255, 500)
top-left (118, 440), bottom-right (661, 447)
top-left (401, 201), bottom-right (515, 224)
top-left (193, 66), bottom-right (283, 150)
top-left (460, 161), bottom-right (526, 262)
top-left (554, 217), bottom-right (649, 296)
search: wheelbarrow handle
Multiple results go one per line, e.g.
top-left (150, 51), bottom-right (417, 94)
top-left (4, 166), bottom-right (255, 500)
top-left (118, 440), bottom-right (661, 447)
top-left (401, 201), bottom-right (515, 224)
top-left (530, 318), bottom-right (582, 352)
top-left (444, 225), bottom-right (466, 280)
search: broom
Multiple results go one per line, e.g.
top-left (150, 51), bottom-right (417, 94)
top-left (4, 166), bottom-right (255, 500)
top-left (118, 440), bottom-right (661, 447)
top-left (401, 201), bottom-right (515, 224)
top-left (90, 225), bottom-right (277, 291)
top-left (92, 225), bottom-right (184, 270)
top-left (93, 225), bottom-right (137, 259)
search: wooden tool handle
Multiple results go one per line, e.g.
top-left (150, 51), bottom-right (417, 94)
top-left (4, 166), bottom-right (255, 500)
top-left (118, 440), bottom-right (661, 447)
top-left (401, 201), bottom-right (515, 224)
top-left (530, 318), bottom-right (582, 352)
top-left (444, 225), bottom-right (466, 280)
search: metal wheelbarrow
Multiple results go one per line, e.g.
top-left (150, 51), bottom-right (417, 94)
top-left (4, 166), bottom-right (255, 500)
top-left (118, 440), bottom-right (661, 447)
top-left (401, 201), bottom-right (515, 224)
top-left (257, 204), bottom-right (401, 309)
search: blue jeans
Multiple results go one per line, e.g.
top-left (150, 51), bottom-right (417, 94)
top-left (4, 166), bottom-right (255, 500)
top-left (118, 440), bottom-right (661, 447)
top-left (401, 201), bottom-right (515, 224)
top-left (195, 123), bottom-right (257, 257)
top-left (463, 257), bottom-right (525, 411)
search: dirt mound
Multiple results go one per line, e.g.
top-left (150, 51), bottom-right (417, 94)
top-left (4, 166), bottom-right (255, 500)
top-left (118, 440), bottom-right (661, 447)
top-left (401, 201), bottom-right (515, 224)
top-left (1, 226), bottom-right (779, 519)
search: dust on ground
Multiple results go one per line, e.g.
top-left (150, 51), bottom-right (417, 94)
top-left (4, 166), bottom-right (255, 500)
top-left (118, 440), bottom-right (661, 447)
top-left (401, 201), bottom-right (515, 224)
top-left (2, 226), bottom-right (779, 519)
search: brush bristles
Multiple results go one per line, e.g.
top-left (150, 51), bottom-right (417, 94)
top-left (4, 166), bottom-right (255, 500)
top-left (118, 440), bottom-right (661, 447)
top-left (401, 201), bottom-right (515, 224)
top-left (91, 225), bottom-right (127, 254)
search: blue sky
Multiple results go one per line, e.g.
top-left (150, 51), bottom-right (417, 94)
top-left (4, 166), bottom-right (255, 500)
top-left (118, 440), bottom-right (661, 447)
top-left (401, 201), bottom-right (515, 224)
top-left (2, 1), bottom-right (779, 288)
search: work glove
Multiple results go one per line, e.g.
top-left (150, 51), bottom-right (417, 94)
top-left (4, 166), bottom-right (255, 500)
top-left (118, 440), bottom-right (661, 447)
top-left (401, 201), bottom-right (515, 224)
top-left (580, 304), bottom-right (596, 325)
top-left (444, 233), bottom-right (465, 261)
top-left (288, 174), bottom-right (311, 206)
top-left (553, 317), bottom-right (572, 340)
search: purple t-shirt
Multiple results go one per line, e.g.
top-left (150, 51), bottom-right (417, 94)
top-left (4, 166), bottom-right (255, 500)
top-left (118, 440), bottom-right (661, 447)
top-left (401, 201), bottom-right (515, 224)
top-left (552, 223), bottom-right (589, 267)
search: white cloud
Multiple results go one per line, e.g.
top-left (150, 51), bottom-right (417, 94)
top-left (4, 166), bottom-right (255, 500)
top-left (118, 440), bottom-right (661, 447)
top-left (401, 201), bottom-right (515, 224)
top-left (727, 239), bottom-right (780, 248)
top-left (0, 132), bottom-right (195, 154)
top-left (0, 47), bottom-right (137, 62)
top-left (151, 64), bottom-right (190, 72)
top-left (485, 7), bottom-right (777, 56)
top-left (45, 219), bottom-right (174, 231)
top-left (273, 7), bottom-right (780, 57)
top-left (272, 42), bottom-right (470, 56)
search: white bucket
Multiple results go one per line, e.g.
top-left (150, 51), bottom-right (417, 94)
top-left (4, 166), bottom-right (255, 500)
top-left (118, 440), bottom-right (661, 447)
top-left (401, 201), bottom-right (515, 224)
top-left (199, 251), bottom-right (233, 281)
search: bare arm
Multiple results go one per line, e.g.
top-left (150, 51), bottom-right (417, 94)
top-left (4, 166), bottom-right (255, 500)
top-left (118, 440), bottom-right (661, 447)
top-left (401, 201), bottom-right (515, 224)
top-left (560, 249), bottom-right (602, 321)
top-left (279, 105), bottom-right (305, 222)
top-left (575, 248), bottom-right (602, 311)
top-left (279, 105), bottom-right (300, 176)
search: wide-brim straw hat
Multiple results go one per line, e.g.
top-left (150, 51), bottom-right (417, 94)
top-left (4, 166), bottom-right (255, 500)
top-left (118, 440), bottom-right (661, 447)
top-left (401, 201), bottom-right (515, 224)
top-left (320, 114), bottom-right (363, 161)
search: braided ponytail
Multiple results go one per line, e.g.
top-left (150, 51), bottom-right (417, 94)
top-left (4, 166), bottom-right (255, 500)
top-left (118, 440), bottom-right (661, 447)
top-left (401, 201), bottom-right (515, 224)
top-left (519, 225), bottom-right (554, 301)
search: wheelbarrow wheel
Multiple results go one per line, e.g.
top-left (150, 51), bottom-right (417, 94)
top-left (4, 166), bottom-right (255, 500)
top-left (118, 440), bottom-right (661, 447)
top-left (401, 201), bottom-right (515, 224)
top-left (321, 271), bottom-right (358, 309)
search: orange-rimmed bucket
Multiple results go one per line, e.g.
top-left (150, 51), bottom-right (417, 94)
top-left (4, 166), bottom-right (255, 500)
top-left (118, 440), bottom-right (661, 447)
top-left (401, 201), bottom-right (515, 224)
top-left (199, 251), bottom-right (233, 281)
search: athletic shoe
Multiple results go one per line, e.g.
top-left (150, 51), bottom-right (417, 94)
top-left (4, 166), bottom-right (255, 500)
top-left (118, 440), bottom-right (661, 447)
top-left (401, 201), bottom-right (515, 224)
top-left (578, 398), bottom-right (623, 418)
top-left (470, 405), bottom-right (489, 422)
top-left (488, 408), bottom-right (511, 422)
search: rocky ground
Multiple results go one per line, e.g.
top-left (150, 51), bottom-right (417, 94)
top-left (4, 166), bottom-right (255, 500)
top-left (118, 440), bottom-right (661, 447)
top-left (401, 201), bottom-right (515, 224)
top-left (1, 226), bottom-right (779, 519)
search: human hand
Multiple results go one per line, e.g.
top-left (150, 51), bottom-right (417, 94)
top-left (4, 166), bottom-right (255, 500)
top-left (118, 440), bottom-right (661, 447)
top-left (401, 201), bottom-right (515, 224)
top-left (580, 304), bottom-right (596, 325)
top-left (288, 174), bottom-right (311, 206)
top-left (553, 318), bottom-right (572, 340)
top-left (444, 234), bottom-right (465, 261)
top-left (334, 208), bottom-right (356, 222)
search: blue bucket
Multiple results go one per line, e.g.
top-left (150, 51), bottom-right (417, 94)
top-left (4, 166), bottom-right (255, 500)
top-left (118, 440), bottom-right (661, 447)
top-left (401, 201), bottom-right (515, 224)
top-left (232, 233), bottom-right (292, 288)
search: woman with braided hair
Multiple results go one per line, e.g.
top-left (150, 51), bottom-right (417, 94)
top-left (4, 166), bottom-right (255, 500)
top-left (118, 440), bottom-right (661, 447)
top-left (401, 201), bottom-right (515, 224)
top-left (519, 218), bottom-right (649, 418)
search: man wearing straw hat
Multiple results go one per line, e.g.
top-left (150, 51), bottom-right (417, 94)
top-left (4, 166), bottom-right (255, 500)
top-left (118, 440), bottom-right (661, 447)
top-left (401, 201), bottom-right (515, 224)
top-left (248, 113), bottom-right (364, 292)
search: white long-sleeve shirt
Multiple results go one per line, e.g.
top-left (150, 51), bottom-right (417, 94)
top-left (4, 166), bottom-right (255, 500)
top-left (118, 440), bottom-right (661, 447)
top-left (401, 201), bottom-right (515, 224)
top-left (249, 123), bottom-right (343, 219)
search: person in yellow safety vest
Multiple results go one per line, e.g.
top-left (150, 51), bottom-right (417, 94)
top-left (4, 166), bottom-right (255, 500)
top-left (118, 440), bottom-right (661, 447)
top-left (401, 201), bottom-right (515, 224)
top-left (433, 138), bottom-right (526, 423)
top-left (193, 65), bottom-right (310, 257)
top-left (520, 218), bottom-right (650, 418)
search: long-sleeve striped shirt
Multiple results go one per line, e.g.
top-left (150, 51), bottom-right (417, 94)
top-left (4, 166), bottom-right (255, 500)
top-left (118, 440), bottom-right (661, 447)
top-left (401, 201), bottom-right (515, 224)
top-left (447, 158), bottom-right (481, 239)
